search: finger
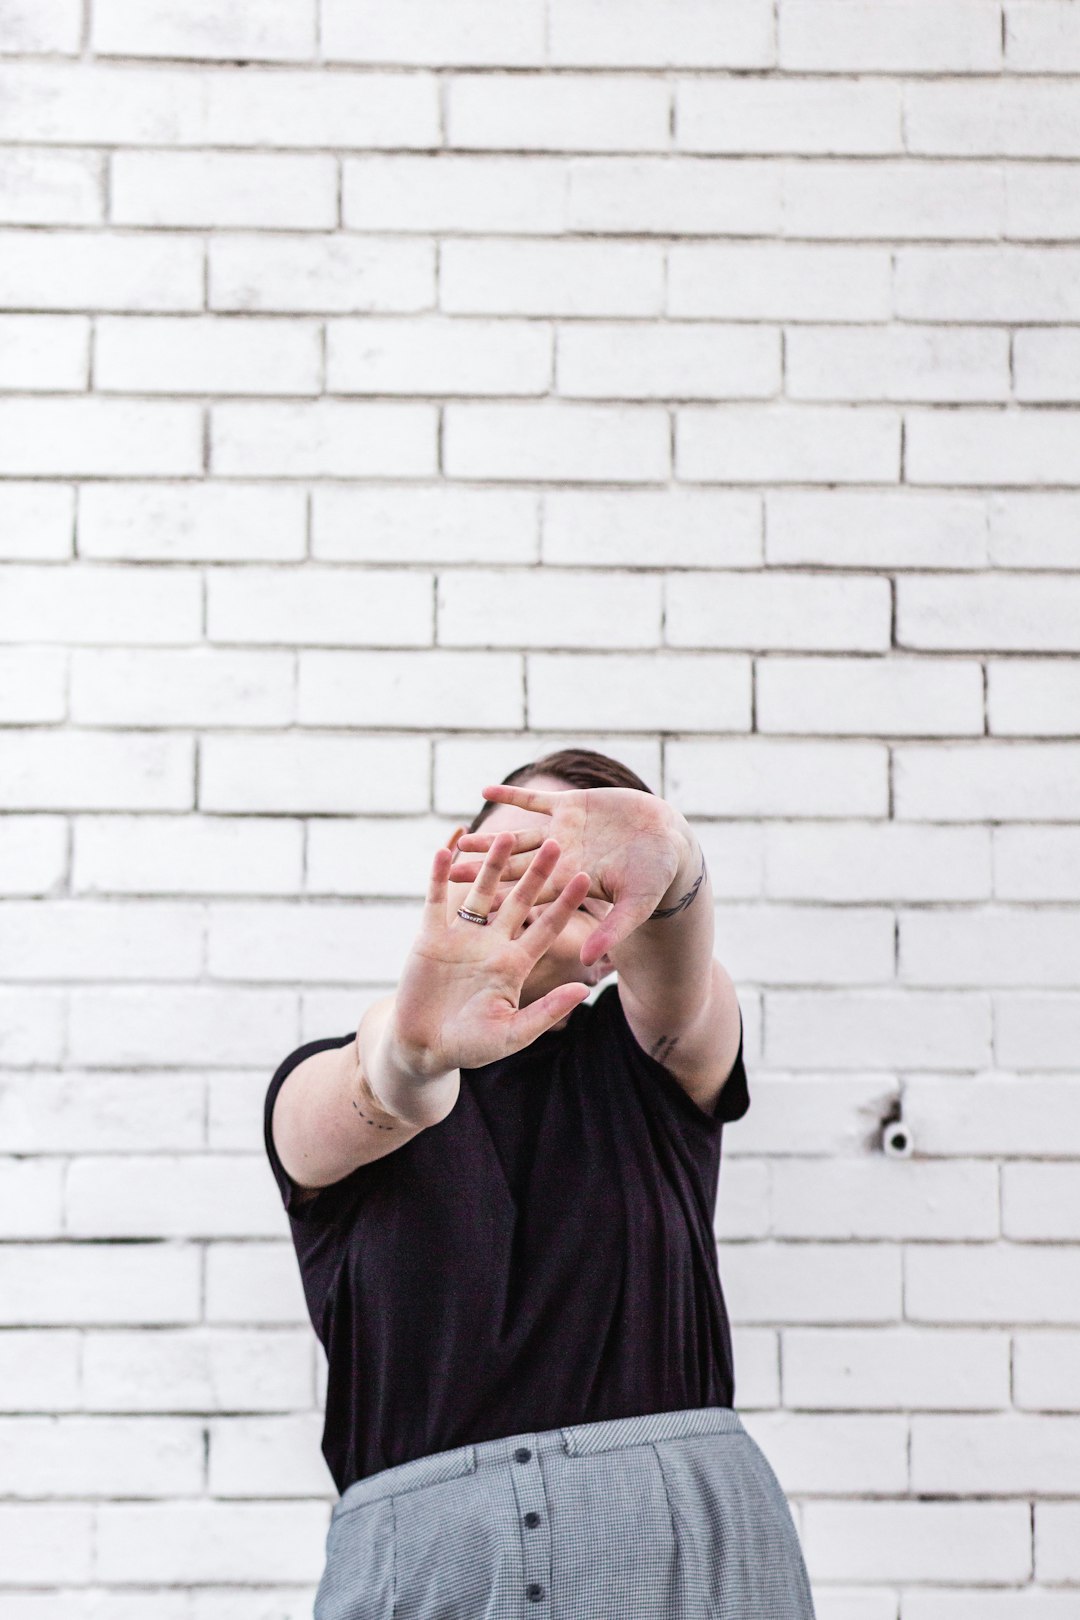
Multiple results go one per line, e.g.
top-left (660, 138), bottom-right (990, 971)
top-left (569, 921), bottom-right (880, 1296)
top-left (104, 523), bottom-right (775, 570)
top-left (460, 831), bottom-right (515, 918)
top-left (516, 871), bottom-right (591, 966)
top-left (506, 979), bottom-right (591, 1047)
top-left (445, 825), bottom-right (465, 852)
top-left (423, 845), bottom-right (454, 928)
top-left (447, 852), bottom-right (535, 885)
top-left (456, 828), bottom-right (543, 856)
top-left (578, 891), bottom-right (657, 967)
top-left (491, 838), bottom-right (562, 935)
top-left (481, 783), bottom-right (559, 814)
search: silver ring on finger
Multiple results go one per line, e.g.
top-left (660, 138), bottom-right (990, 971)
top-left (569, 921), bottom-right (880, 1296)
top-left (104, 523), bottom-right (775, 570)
top-left (457, 906), bottom-right (489, 926)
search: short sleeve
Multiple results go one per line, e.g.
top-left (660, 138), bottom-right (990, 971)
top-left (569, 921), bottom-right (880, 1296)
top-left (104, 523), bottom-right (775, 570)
top-left (602, 984), bottom-right (751, 1132)
top-left (263, 1033), bottom-right (370, 1225)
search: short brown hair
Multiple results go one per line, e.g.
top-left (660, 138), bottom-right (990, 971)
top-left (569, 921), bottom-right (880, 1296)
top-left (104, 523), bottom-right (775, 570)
top-left (466, 747), bottom-right (654, 835)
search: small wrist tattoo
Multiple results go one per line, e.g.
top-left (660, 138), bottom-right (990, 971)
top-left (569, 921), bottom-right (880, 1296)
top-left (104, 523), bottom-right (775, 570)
top-left (649, 848), bottom-right (706, 921)
top-left (353, 1074), bottom-right (400, 1130)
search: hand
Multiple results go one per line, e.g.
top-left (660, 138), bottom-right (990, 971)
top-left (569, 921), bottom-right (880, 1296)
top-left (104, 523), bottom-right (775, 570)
top-left (388, 830), bottom-right (593, 1078)
top-left (449, 785), bottom-right (688, 968)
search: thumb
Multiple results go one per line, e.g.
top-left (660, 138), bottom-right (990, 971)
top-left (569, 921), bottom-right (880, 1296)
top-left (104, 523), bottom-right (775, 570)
top-left (508, 981), bottom-right (591, 1047)
top-left (580, 892), bottom-right (656, 967)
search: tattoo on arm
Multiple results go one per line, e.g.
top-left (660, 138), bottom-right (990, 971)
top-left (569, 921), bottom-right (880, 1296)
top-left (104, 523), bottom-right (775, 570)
top-left (649, 848), bottom-right (707, 921)
top-left (352, 1071), bottom-right (401, 1131)
top-left (650, 1034), bottom-right (680, 1064)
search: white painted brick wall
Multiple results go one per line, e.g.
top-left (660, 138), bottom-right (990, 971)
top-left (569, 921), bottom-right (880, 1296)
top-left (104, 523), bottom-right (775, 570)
top-left (1, 2), bottom-right (1078, 1612)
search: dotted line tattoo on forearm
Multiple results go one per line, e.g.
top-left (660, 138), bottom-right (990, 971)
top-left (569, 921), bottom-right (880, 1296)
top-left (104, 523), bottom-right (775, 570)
top-left (649, 849), bottom-right (707, 921)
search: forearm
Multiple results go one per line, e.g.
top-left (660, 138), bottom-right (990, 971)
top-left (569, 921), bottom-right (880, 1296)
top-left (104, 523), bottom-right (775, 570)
top-left (356, 996), bottom-right (460, 1130)
top-left (608, 810), bottom-right (718, 1023)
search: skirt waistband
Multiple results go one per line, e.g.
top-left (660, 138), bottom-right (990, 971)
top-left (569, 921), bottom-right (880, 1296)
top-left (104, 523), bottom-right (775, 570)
top-left (332, 1405), bottom-right (748, 1520)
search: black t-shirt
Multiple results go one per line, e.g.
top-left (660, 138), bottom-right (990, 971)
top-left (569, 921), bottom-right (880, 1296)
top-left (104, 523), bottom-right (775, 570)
top-left (263, 981), bottom-right (750, 1495)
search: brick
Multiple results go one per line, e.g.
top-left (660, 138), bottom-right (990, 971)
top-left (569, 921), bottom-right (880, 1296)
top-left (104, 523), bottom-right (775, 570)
top-left (784, 160), bottom-right (1002, 240)
top-left (0, 483), bottom-right (73, 558)
top-left (66, 1154), bottom-right (286, 1240)
top-left (198, 66), bottom-right (439, 149)
top-left (549, 0), bottom-right (774, 68)
top-left (205, 1243), bottom-right (309, 1325)
top-left (677, 78), bottom-right (901, 155)
top-left (901, 907), bottom-right (1080, 988)
top-left (1014, 328), bottom-right (1080, 402)
top-left (895, 248), bottom-right (1080, 323)
top-left (69, 985), bottom-right (297, 1066)
top-left (297, 650), bottom-right (523, 728)
top-left (0, 731), bottom-right (193, 811)
top-left (207, 900), bottom-right (424, 987)
top-left (567, 157), bottom-right (781, 235)
top-left (767, 990), bottom-right (991, 1069)
top-left (208, 1413), bottom-right (331, 1497)
top-left (1007, 1), bottom-right (1080, 71)
top-left (1015, 1331), bottom-right (1080, 1408)
top-left (0, 1413), bottom-right (205, 1493)
top-left (0, 398), bottom-right (201, 476)
top-left (0, 147), bottom-right (102, 225)
top-left (0, 0), bottom-right (80, 52)
top-left (210, 233), bottom-right (434, 313)
top-left (0, 1242), bottom-right (200, 1325)
top-left (997, 994), bottom-right (1080, 1069)
top-left (667, 572), bottom-right (891, 651)
top-left (801, 1499), bottom-right (1029, 1584)
top-left (0, 314), bottom-right (87, 390)
top-left (447, 74), bottom-right (670, 153)
top-left (95, 316), bottom-right (320, 396)
top-left (667, 738), bottom-right (888, 817)
top-left (989, 493), bottom-right (1080, 567)
top-left (326, 316), bottom-right (551, 397)
top-left (312, 486), bottom-right (539, 565)
top-left (0, 1329), bottom-right (80, 1409)
top-left (210, 402), bottom-right (437, 477)
top-left (906, 82), bottom-right (1080, 157)
top-left (0, 60), bottom-right (198, 143)
top-left (764, 823), bottom-right (991, 902)
top-left (82, 1327), bottom-right (312, 1412)
top-left (444, 402), bottom-right (670, 483)
top-left (989, 659), bottom-right (1080, 736)
top-left (906, 408), bottom-right (1080, 487)
top-left (0, 901), bottom-right (201, 981)
top-left (542, 489), bottom-right (762, 568)
top-left (909, 1243), bottom-right (1080, 1325)
top-left (786, 325), bottom-right (1009, 403)
top-left (557, 321), bottom-right (779, 400)
top-left (0, 228), bottom-right (203, 312)
top-left (96, 1498), bottom-right (326, 1584)
top-left (91, 0), bottom-right (316, 61)
top-left (766, 491), bottom-right (988, 569)
top-left (71, 649), bottom-right (295, 728)
top-left (0, 988), bottom-right (64, 1064)
top-left (307, 814), bottom-right (465, 897)
top-left (0, 1069), bottom-right (202, 1153)
top-left (759, 656), bottom-right (983, 736)
top-left (199, 734), bottom-right (429, 814)
top-left (207, 566), bottom-right (432, 647)
top-left (785, 1327), bottom-right (1008, 1410)
top-left (0, 564), bottom-right (201, 644)
top-left (111, 150), bottom-right (336, 229)
top-left (0, 816), bottom-right (67, 895)
top-left (78, 483), bottom-right (306, 562)
top-left (439, 569), bottom-right (661, 648)
top-left (780, 0), bottom-right (1001, 71)
top-left (895, 742), bottom-right (1080, 822)
top-left (434, 737), bottom-right (663, 817)
top-left (773, 1160), bottom-right (998, 1240)
top-left (0, 648), bottom-right (66, 722)
top-left (1007, 164), bottom-right (1080, 241)
top-left (702, 902), bottom-right (896, 987)
top-left (322, 0), bottom-right (545, 66)
top-left (344, 155), bottom-right (566, 234)
top-left (0, 1160), bottom-right (64, 1238)
top-left (527, 652), bottom-right (750, 732)
top-left (441, 239), bottom-right (664, 318)
top-left (73, 815), bottom-right (303, 897)
top-left (995, 828), bottom-right (1080, 901)
top-left (1004, 1166), bottom-right (1080, 1241)
top-left (719, 1242), bottom-right (901, 1323)
top-left (0, 1504), bottom-right (93, 1583)
top-left (906, 1069), bottom-right (1080, 1150)
top-left (677, 404), bottom-right (900, 484)
top-left (669, 245), bottom-right (891, 320)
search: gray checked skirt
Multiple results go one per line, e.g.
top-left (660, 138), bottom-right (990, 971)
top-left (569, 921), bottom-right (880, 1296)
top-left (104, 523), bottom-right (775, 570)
top-left (313, 1405), bottom-right (817, 1619)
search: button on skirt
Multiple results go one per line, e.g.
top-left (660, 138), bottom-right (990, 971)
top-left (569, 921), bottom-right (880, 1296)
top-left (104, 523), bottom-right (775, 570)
top-left (313, 1406), bottom-right (817, 1619)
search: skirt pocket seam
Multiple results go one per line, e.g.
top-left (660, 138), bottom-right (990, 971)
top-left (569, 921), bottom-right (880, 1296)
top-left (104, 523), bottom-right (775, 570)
top-left (649, 1441), bottom-right (683, 1589)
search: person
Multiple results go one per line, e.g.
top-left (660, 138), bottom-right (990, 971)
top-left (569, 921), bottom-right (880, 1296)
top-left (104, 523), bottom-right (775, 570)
top-left (263, 747), bottom-right (817, 1618)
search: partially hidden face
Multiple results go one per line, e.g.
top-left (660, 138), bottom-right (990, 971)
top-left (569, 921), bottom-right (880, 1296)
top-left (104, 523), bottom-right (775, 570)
top-left (446, 774), bottom-right (615, 1010)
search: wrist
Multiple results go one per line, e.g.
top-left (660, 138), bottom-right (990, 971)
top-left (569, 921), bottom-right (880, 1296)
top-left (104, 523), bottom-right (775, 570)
top-left (650, 815), bottom-right (705, 919)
